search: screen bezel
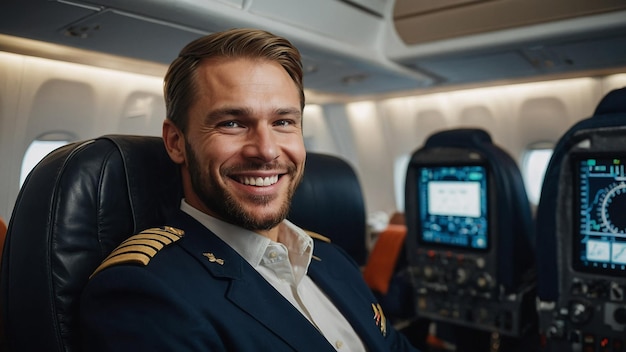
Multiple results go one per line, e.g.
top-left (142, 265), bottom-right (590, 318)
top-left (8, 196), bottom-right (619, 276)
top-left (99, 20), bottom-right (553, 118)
top-left (571, 152), bottom-right (626, 276)
top-left (413, 162), bottom-right (490, 253)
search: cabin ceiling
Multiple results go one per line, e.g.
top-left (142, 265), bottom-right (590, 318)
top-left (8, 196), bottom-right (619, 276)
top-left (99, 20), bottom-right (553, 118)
top-left (1, 0), bottom-right (626, 100)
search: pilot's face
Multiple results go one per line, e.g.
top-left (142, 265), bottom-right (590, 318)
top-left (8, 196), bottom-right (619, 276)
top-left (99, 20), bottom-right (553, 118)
top-left (181, 58), bottom-right (305, 238)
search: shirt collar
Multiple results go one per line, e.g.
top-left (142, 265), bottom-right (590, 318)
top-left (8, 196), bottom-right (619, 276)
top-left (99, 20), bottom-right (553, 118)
top-left (180, 199), bottom-right (313, 271)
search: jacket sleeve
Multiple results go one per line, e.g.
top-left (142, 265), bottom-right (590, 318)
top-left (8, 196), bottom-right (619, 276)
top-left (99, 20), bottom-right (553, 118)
top-left (80, 265), bottom-right (225, 352)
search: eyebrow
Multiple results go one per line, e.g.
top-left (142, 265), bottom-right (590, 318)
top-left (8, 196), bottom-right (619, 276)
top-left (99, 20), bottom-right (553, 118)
top-left (275, 107), bottom-right (302, 117)
top-left (206, 107), bottom-right (302, 122)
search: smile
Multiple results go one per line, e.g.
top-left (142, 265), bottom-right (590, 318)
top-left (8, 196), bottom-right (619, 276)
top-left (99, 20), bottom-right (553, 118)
top-left (238, 175), bottom-right (279, 187)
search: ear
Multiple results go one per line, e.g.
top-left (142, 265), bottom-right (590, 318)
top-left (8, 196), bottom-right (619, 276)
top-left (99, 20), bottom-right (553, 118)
top-left (162, 119), bottom-right (186, 165)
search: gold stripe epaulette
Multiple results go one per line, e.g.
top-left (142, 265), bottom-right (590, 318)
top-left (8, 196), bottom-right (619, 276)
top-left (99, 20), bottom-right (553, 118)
top-left (305, 230), bottom-right (331, 243)
top-left (90, 226), bottom-right (184, 279)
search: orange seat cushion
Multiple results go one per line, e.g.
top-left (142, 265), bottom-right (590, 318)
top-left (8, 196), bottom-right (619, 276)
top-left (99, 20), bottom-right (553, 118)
top-left (363, 224), bottom-right (407, 294)
top-left (0, 216), bottom-right (7, 260)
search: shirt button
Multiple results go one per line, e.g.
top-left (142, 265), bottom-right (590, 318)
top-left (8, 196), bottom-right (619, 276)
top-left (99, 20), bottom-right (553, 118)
top-left (269, 251), bottom-right (278, 259)
top-left (335, 340), bottom-right (344, 349)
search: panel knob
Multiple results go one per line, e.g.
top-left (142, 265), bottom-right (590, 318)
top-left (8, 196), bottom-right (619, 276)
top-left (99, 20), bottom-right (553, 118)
top-left (568, 300), bottom-right (592, 324)
top-left (614, 307), bottom-right (626, 325)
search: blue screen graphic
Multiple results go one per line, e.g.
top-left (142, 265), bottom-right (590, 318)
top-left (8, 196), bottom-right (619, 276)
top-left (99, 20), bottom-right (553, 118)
top-left (417, 165), bottom-right (489, 251)
top-left (575, 156), bottom-right (626, 274)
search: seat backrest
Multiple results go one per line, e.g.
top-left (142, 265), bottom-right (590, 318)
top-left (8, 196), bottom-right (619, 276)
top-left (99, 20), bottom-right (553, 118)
top-left (535, 87), bottom-right (626, 302)
top-left (0, 135), bottom-right (367, 351)
top-left (0, 135), bottom-right (182, 352)
top-left (288, 153), bottom-right (367, 266)
top-left (410, 128), bottom-right (535, 290)
top-left (535, 87), bottom-right (626, 348)
top-left (404, 128), bottom-right (536, 337)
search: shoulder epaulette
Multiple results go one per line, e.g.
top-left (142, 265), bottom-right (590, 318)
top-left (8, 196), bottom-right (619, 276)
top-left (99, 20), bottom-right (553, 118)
top-left (90, 226), bottom-right (184, 279)
top-left (305, 230), bottom-right (331, 243)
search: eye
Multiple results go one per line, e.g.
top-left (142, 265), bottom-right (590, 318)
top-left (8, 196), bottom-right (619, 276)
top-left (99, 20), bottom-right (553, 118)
top-left (218, 120), bottom-right (241, 128)
top-left (274, 119), bottom-right (293, 127)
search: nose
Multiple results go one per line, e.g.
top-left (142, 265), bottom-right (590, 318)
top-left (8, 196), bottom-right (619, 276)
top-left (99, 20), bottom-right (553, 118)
top-left (242, 125), bottom-right (279, 162)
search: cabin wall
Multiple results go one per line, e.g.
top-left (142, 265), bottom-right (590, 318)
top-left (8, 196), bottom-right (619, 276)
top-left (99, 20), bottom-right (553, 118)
top-left (0, 52), bottom-right (22, 224)
top-left (1, 51), bottom-right (625, 224)
top-left (304, 75), bottom-right (626, 219)
top-left (0, 52), bottom-right (165, 221)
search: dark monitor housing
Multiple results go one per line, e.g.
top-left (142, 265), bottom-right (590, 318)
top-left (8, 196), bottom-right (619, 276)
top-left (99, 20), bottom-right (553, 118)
top-left (572, 153), bottom-right (626, 276)
top-left (405, 152), bottom-right (496, 284)
top-left (405, 144), bottom-right (536, 337)
top-left (416, 164), bottom-right (489, 252)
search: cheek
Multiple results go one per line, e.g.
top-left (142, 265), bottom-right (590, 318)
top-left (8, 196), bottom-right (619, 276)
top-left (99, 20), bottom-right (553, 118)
top-left (288, 142), bottom-right (307, 181)
top-left (292, 144), bottom-right (307, 170)
top-left (199, 140), bottom-right (240, 177)
top-left (283, 134), bottom-right (306, 159)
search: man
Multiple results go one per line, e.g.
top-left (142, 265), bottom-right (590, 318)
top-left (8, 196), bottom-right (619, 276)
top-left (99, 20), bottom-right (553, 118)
top-left (80, 28), bottom-right (419, 351)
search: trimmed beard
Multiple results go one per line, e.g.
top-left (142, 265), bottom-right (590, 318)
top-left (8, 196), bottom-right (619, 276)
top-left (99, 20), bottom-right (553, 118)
top-left (185, 138), bottom-right (301, 232)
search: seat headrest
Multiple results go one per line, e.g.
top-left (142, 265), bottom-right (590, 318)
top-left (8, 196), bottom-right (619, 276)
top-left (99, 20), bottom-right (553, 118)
top-left (593, 87), bottom-right (626, 116)
top-left (424, 128), bottom-right (492, 149)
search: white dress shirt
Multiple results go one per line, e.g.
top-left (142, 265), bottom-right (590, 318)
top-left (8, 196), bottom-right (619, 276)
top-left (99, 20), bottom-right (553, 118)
top-left (181, 200), bottom-right (366, 351)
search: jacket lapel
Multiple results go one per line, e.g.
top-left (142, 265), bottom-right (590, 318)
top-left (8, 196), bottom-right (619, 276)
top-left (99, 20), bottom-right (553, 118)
top-left (168, 211), bottom-right (334, 351)
top-left (226, 274), bottom-right (333, 351)
top-left (308, 252), bottom-right (388, 351)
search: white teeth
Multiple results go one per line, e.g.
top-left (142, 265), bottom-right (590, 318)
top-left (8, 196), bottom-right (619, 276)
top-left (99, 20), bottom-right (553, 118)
top-left (240, 175), bottom-right (278, 186)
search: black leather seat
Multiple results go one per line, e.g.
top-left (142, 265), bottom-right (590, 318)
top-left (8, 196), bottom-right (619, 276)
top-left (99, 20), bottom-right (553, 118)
top-left (288, 153), bottom-right (367, 266)
top-left (534, 87), bottom-right (626, 347)
top-left (411, 128), bottom-right (536, 293)
top-left (1, 136), bottom-right (181, 352)
top-left (403, 128), bottom-right (537, 349)
top-left (535, 87), bottom-right (626, 302)
top-left (0, 135), bottom-right (367, 351)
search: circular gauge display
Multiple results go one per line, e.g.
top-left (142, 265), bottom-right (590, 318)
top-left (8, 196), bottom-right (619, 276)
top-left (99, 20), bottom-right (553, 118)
top-left (599, 182), bottom-right (626, 234)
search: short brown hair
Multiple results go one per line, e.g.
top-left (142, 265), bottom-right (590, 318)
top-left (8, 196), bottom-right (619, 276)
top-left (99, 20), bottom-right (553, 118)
top-left (164, 28), bottom-right (304, 132)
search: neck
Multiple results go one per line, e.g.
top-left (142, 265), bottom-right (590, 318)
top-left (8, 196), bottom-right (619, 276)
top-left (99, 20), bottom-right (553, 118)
top-left (255, 226), bottom-right (280, 242)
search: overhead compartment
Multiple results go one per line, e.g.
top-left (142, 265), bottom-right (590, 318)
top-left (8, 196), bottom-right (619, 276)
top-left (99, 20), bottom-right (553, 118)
top-left (0, 0), bottom-right (98, 44)
top-left (386, 0), bottom-right (626, 88)
top-left (52, 8), bottom-right (204, 64)
top-left (393, 0), bottom-right (626, 45)
top-left (3, 0), bottom-right (623, 97)
top-left (0, 0), bottom-right (433, 96)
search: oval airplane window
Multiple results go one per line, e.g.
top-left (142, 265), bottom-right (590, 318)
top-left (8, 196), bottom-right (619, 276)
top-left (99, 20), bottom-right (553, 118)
top-left (522, 143), bottom-right (554, 205)
top-left (394, 153), bottom-right (411, 212)
top-left (20, 138), bottom-right (71, 187)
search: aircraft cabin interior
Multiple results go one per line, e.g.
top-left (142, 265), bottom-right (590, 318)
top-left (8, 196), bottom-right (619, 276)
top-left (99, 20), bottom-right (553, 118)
top-left (1, 0), bottom-right (626, 351)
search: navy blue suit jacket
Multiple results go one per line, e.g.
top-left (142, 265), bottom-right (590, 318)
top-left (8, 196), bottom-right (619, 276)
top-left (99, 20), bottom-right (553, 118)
top-left (80, 210), bottom-right (419, 351)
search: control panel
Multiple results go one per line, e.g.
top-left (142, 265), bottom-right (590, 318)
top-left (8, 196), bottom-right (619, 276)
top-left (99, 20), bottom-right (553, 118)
top-left (404, 145), bottom-right (537, 339)
top-left (539, 275), bottom-right (626, 352)
top-left (539, 152), bottom-right (626, 351)
top-left (411, 247), bottom-right (536, 337)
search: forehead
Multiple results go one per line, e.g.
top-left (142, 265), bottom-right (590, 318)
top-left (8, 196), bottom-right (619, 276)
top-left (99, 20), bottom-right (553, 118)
top-left (195, 58), bottom-right (300, 101)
